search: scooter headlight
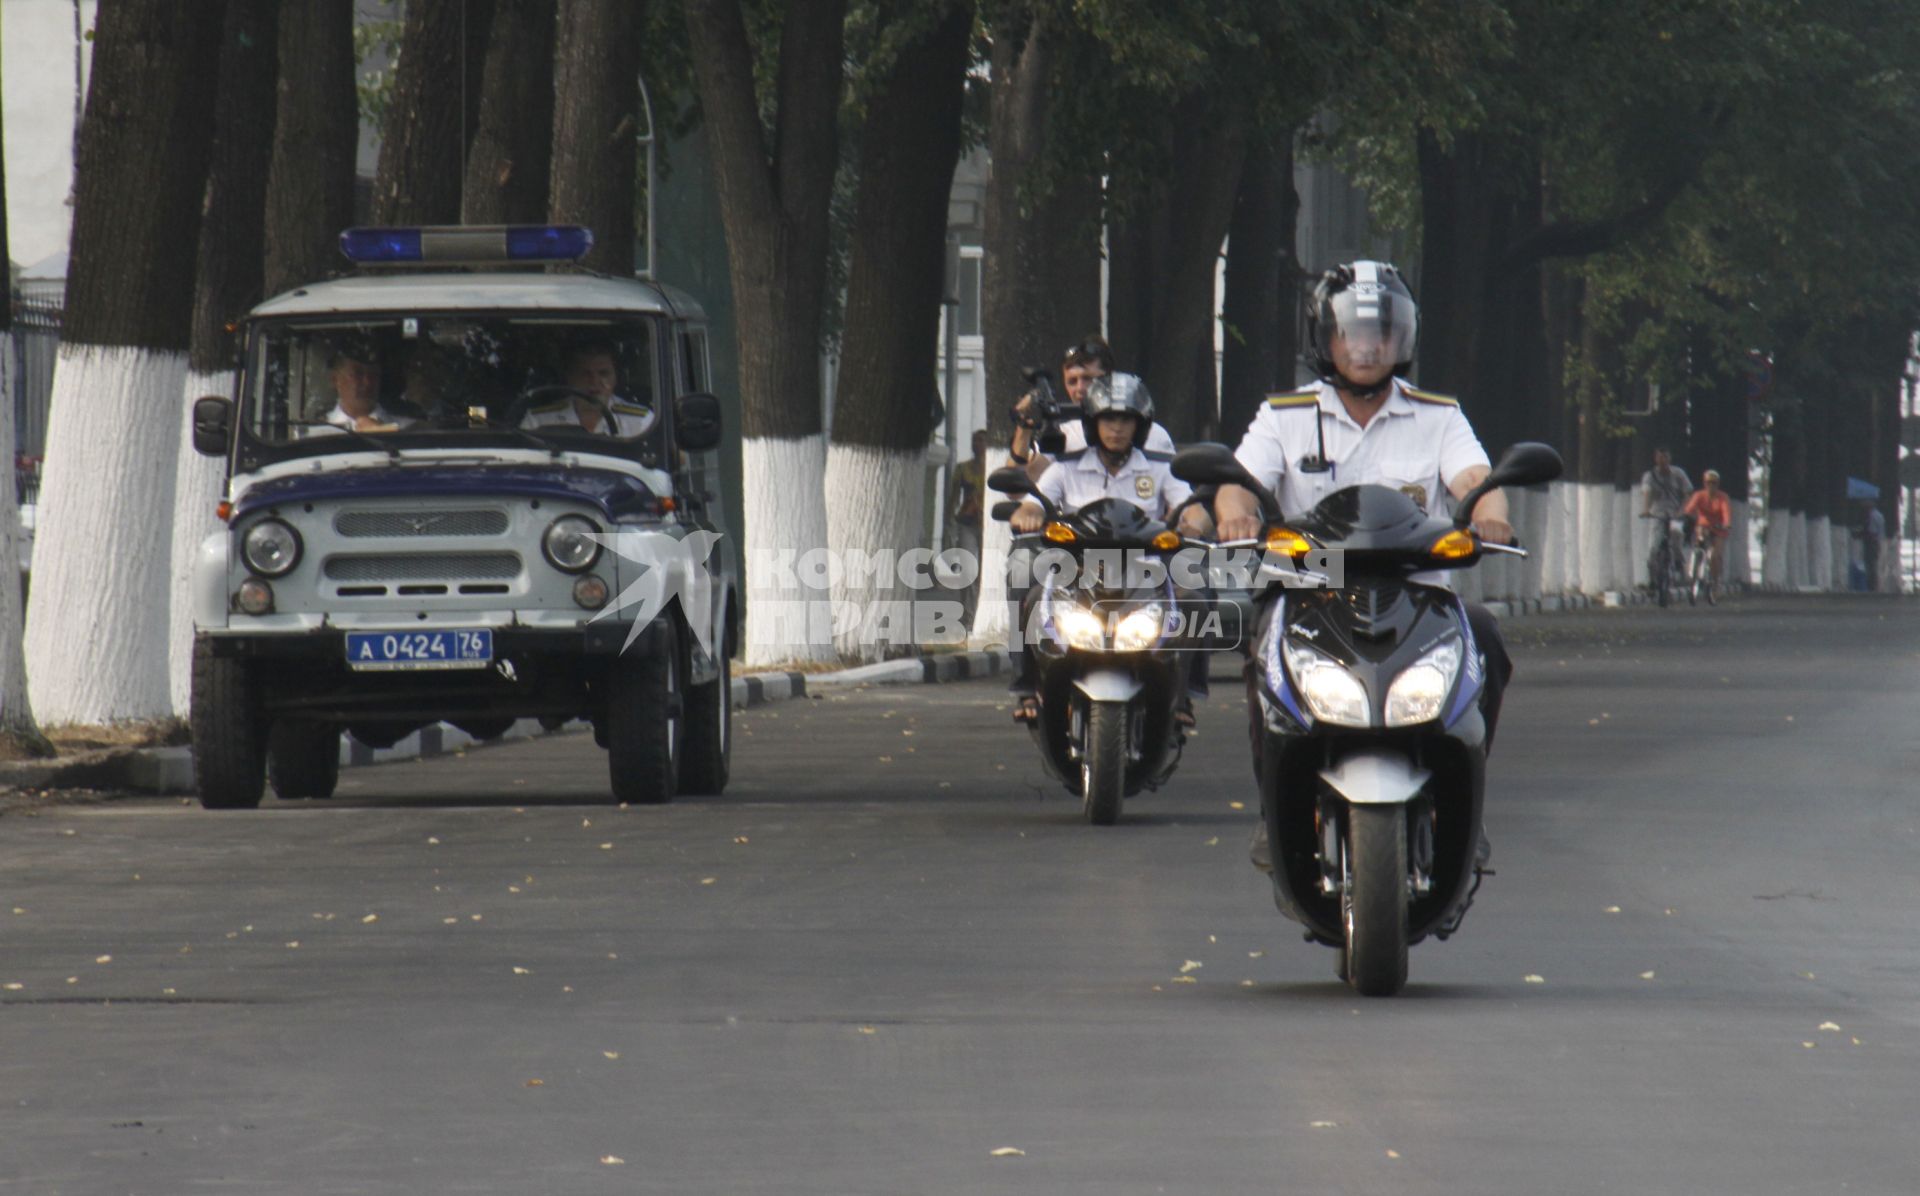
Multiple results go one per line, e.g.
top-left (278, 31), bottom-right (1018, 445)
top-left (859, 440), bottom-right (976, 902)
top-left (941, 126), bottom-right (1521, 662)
top-left (1384, 638), bottom-right (1463, 728)
top-left (1112, 605), bottom-right (1163, 652)
top-left (1054, 606), bottom-right (1106, 652)
top-left (1283, 639), bottom-right (1371, 727)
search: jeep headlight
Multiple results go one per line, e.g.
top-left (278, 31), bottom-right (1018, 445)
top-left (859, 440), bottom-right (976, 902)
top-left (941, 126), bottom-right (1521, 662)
top-left (541, 515), bottom-right (601, 572)
top-left (1385, 638), bottom-right (1463, 728)
top-left (242, 518), bottom-right (302, 577)
top-left (1282, 639), bottom-right (1370, 727)
top-left (1053, 606), bottom-right (1106, 652)
top-left (1112, 605), bottom-right (1163, 652)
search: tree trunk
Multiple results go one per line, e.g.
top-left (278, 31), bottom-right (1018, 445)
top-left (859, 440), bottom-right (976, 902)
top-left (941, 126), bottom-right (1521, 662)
top-left (262, 0), bottom-right (356, 295)
top-left (1143, 95), bottom-right (1248, 444)
top-left (1220, 130), bottom-right (1294, 443)
top-left (26, 0), bottom-right (222, 727)
top-left (551, 0), bottom-right (642, 275)
top-left (462, 0), bottom-right (555, 225)
top-left (373, 0), bottom-right (490, 226)
top-left (0, 85), bottom-right (51, 755)
top-left (975, 11), bottom-right (1100, 646)
top-left (825, 0), bottom-right (974, 662)
top-left (171, 0), bottom-right (281, 718)
top-left (684, 0), bottom-right (846, 666)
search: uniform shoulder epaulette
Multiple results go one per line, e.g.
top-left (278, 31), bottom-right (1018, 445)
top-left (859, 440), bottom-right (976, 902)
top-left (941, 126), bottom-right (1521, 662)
top-left (609, 400), bottom-right (652, 415)
top-left (527, 399), bottom-right (568, 414)
top-left (1141, 448), bottom-right (1174, 463)
top-left (1264, 388), bottom-right (1319, 408)
top-left (1403, 386), bottom-right (1460, 407)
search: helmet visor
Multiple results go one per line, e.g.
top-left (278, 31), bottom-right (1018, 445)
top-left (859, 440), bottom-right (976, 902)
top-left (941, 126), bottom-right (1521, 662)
top-left (1327, 281), bottom-right (1417, 369)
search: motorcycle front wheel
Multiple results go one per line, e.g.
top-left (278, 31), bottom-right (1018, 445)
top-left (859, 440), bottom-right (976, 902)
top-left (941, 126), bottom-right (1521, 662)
top-left (1081, 700), bottom-right (1126, 826)
top-left (1343, 805), bottom-right (1410, 996)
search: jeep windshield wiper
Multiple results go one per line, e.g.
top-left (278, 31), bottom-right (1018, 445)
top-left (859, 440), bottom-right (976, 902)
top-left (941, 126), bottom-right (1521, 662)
top-left (283, 420), bottom-right (404, 463)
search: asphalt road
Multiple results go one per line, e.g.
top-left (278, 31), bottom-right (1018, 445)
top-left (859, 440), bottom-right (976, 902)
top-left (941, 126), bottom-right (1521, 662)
top-left (3, 594), bottom-right (1918, 1195)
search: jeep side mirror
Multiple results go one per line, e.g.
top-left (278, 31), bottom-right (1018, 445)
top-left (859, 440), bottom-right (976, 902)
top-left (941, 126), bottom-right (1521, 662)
top-left (988, 466), bottom-right (1034, 496)
top-left (192, 396), bottom-right (232, 457)
top-left (675, 391), bottom-right (723, 453)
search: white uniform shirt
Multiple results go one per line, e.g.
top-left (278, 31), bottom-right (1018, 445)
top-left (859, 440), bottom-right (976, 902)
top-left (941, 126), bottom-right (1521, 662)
top-left (1640, 466), bottom-right (1692, 518)
top-left (520, 398), bottom-right (657, 437)
top-left (1056, 418), bottom-right (1175, 456)
top-left (1036, 446), bottom-right (1193, 520)
top-left (1232, 378), bottom-right (1489, 520)
top-left (323, 402), bottom-right (417, 432)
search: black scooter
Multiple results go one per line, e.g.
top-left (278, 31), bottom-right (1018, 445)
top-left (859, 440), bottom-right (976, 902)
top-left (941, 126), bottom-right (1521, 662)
top-left (1173, 442), bottom-right (1563, 994)
top-left (989, 468), bottom-right (1211, 824)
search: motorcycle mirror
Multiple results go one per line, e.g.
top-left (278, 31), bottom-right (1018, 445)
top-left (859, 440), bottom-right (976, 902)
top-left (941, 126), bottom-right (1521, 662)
top-left (989, 500), bottom-right (1022, 523)
top-left (1454, 441), bottom-right (1564, 527)
top-left (988, 465), bottom-right (1036, 496)
top-left (1172, 442), bottom-right (1280, 523)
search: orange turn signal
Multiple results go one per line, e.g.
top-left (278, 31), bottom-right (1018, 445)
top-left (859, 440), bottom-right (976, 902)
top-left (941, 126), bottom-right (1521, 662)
top-left (215, 501), bottom-right (233, 523)
top-left (1265, 527), bottom-right (1315, 556)
top-left (1151, 531), bottom-right (1181, 551)
top-left (1044, 522), bottom-right (1077, 544)
top-left (1428, 530), bottom-right (1477, 560)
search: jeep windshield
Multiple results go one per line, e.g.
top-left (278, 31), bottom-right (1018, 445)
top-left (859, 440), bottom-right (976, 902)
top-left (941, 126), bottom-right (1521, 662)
top-left (239, 315), bottom-right (666, 464)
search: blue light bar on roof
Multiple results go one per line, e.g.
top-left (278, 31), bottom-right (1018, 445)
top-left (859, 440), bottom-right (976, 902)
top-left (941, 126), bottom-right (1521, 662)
top-left (338, 225), bottom-right (596, 265)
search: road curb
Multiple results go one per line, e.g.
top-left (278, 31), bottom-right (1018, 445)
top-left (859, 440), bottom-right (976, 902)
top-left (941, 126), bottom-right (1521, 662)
top-left (1, 649), bottom-right (1012, 797)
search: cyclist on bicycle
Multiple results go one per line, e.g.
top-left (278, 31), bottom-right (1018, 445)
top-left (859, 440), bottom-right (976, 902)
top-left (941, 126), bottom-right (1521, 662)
top-left (1683, 469), bottom-right (1733, 587)
top-left (1641, 447), bottom-right (1692, 588)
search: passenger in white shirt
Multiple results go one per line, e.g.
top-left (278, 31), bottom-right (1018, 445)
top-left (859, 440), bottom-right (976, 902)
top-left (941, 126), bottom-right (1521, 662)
top-left (1010, 337), bottom-right (1174, 482)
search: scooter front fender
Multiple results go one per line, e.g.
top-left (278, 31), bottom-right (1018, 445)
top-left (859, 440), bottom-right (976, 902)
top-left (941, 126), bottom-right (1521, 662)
top-left (1319, 748), bottom-right (1431, 806)
top-left (1073, 667), bottom-right (1143, 704)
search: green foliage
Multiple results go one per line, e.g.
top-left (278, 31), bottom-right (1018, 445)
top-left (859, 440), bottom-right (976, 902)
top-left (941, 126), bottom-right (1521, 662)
top-left (354, 5), bottom-right (404, 129)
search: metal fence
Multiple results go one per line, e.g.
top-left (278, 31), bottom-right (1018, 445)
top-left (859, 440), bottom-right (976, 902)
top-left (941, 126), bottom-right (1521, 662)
top-left (12, 293), bottom-right (61, 465)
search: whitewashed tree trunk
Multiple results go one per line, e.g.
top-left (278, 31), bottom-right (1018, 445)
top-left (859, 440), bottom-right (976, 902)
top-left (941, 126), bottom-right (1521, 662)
top-left (168, 369), bottom-right (230, 715)
top-left (824, 443), bottom-right (927, 664)
top-left (970, 447), bottom-right (1014, 648)
top-left (1609, 488), bottom-right (1633, 593)
top-left (24, 344), bottom-right (183, 724)
top-left (1728, 505), bottom-right (1752, 585)
top-left (1787, 511), bottom-right (1809, 588)
top-left (1763, 507), bottom-right (1789, 587)
top-left (1518, 486), bottom-right (1547, 601)
top-left (741, 434), bottom-right (834, 669)
top-left (1576, 483), bottom-right (1611, 593)
top-left (0, 335), bottom-right (46, 749)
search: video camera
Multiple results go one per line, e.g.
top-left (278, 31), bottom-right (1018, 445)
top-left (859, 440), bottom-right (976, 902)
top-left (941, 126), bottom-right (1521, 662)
top-left (1013, 366), bottom-right (1074, 454)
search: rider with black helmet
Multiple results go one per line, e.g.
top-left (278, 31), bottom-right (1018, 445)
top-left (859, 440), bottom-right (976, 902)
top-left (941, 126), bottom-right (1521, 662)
top-left (1008, 374), bottom-right (1209, 723)
top-left (1210, 260), bottom-right (1516, 864)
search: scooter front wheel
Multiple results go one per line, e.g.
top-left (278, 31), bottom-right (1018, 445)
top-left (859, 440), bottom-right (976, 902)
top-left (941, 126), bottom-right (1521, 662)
top-left (1081, 701), bottom-right (1126, 826)
top-left (1343, 805), bottom-right (1409, 996)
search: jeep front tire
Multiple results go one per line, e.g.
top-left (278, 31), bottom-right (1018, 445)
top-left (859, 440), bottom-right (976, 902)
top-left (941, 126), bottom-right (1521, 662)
top-left (190, 639), bottom-right (266, 810)
top-left (605, 620), bottom-right (680, 804)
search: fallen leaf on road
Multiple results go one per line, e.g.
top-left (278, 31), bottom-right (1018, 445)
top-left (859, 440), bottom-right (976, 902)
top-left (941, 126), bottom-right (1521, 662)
top-left (1798, 971), bottom-right (1815, 980)
top-left (66, 977), bottom-right (77, 985)
top-left (285, 942), bottom-right (300, 949)
top-left (858, 1027), bottom-right (877, 1035)
top-left (1802, 1042), bottom-right (1815, 1049)
top-left (1180, 960), bottom-right (1203, 973)
top-left (512, 966), bottom-right (531, 975)
top-left (582, 819), bottom-right (592, 828)
top-left (601, 1156), bottom-right (626, 1165)
top-left (471, 914), bottom-right (484, 922)
top-left (1249, 951), bottom-right (1265, 959)
top-left (1172, 976), bottom-right (1198, 984)
top-left (1819, 1022), bottom-right (1841, 1032)
top-left (1523, 974), bottom-right (1544, 984)
top-left (526, 1079), bottom-right (544, 1087)
top-left (1386, 1150), bottom-right (1401, 1159)
top-left (734, 836), bottom-right (749, 844)
top-left (1229, 802), bottom-right (1245, 810)
top-left (361, 914), bottom-right (378, 924)
top-left (444, 918), bottom-right (458, 925)
top-left (1240, 980), bottom-right (1255, 988)
top-left (95, 955), bottom-right (111, 964)
top-left (11, 908), bottom-right (23, 915)
top-left (700, 877), bottom-right (716, 886)
top-left (1310, 1121), bottom-right (1337, 1129)
top-left (1639, 971), bottom-right (1656, 980)
top-left (1604, 906), bottom-right (1622, 914)
top-left (3, 982), bottom-right (21, 991)
top-left (427, 837), bottom-right (440, 845)
top-left (603, 1051), bottom-right (620, 1059)
top-left (990, 1147), bottom-right (1025, 1157)
top-left (1204, 837), bottom-right (1219, 846)
top-left (599, 843), bottom-right (614, 850)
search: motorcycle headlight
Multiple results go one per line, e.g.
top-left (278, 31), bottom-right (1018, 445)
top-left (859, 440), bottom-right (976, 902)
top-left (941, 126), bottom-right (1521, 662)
top-left (1112, 605), bottom-right (1163, 652)
top-left (242, 518), bottom-right (302, 577)
top-left (1054, 605), bottom-right (1106, 652)
top-left (542, 515), bottom-right (602, 572)
top-left (1283, 639), bottom-right (1371, 727)
top-left (1385, 638), bottom-right (1463, 727)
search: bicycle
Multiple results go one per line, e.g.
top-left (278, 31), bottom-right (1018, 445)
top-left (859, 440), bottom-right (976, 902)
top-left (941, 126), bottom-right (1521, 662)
top-left (1643, 515), bottom-right (1686, 608)
top-left (1685, 526), bottom-right (1720, 606)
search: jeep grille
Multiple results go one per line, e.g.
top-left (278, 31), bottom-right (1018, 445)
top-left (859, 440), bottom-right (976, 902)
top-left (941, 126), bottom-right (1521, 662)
top-left (334, 509), bottom-right (510, 537)
top-left (323, 553), bottom-right (522, 582)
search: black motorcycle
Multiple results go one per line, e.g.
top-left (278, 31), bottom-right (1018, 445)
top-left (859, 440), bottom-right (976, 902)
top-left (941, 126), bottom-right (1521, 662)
top-left (1173, 442), bottom-right (1563, 994)
top-left (989, 468), bottom-right (1213, 824)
